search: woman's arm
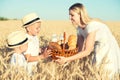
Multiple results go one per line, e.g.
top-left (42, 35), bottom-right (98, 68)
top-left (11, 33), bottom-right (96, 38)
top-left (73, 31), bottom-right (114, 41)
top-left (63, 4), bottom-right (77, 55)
top-left (77, 34), bottom-right (84, 51)
top-left (56, 31), bottom-right (96, 64)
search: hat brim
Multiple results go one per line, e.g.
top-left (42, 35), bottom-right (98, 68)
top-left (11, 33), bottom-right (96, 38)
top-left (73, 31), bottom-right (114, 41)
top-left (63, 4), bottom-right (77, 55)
top-left (7, 38), bottom-right (28, 48)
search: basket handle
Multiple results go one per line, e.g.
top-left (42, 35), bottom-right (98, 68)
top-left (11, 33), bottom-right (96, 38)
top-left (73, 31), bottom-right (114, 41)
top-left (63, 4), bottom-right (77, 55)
top-left (62, 32), bottom-right (66, 52)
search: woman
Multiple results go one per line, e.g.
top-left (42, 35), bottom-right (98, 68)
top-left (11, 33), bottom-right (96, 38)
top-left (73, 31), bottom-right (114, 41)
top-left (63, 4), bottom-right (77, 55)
top-left (56, 3), bottom-right (120, 77)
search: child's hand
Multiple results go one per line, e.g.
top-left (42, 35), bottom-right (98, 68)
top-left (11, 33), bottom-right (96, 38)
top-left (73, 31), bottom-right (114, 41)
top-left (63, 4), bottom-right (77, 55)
top-left (43, 48), bottom-right (51, 58)
top-left (39, 48), bottom-right (42, 53)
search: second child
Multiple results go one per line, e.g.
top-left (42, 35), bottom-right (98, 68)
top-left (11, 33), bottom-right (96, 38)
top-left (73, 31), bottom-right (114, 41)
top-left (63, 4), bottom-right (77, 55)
top-left (22, 13), bottom-right (51, 75)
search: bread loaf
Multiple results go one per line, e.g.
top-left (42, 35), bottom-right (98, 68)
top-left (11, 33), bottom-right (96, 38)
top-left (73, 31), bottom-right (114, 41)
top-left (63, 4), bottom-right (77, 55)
top-left (48, 42), bottom-right (62, 50)
top-left (68, 35), bottom-right (77, 50)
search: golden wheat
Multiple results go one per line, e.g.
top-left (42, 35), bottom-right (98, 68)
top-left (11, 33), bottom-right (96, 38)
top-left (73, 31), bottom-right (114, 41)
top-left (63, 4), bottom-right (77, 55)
top-left (0, 20), bottom-right (120, 80)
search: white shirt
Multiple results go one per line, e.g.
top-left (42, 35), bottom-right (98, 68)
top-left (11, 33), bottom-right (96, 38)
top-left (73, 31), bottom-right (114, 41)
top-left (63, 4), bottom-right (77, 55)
top-left (10, 53), bottom-right (27, 68)
top-left (24, 34), bottom-right (40, 75)
top-left (24, 34), bottom-right (39, 56)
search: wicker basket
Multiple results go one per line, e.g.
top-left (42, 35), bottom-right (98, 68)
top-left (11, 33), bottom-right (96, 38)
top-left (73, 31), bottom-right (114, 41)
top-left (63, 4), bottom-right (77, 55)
top-left (49, 32), bottom-right (78, 60)
top-left (50, 48), bottom-right (78, 59)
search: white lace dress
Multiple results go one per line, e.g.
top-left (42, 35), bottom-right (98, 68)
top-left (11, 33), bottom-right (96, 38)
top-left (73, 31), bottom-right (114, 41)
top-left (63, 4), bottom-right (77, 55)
top-left (77, 21), bottom-right (120, 76)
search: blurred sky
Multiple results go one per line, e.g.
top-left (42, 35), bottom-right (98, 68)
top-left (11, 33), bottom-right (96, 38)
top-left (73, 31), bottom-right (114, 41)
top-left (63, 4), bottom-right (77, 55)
top-left (0, 0), bottom-right (120, 21)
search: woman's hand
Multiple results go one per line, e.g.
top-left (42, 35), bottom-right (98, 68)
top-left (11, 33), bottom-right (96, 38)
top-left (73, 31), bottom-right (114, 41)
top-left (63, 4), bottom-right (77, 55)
top-left (55, 56), bottom-right (68, 64)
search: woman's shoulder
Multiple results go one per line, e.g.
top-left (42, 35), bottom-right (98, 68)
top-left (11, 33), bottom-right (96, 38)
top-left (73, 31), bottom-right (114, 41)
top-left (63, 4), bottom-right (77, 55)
top-left (87, 20), bottom-right (107, 29)
top-left (86, 20), bottom-right (106, 33)
top-left (88, 20), bottom-right (100, 25)
top-left (88, 19), bottom-right (106, 26)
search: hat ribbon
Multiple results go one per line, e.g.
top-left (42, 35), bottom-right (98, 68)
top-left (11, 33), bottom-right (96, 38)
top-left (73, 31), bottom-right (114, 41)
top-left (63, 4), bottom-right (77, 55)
top-left (23, 17), bottom-right (40, 26)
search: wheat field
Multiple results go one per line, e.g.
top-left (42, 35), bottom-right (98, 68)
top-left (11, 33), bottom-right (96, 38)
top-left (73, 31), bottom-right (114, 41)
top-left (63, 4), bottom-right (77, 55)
top-left (0, 20), bottom-right (120, 80)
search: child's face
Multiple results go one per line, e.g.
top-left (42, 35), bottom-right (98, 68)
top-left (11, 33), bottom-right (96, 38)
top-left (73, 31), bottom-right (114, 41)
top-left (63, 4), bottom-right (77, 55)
top-left (20, 43), bottom-right (28, 53)
top-left (27, 22), bottom-right (41, 36)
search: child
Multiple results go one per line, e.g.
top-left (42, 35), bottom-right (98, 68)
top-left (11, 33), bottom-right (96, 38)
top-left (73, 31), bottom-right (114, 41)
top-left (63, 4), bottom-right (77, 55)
top-left (7, 31), bottom-right (28, 70)
top-left (22, 13), bottom-right (51, 75)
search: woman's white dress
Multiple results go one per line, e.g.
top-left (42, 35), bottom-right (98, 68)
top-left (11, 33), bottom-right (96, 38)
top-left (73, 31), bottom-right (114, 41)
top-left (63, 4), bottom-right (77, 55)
top-left (77, 21), bottom-right (120, 76)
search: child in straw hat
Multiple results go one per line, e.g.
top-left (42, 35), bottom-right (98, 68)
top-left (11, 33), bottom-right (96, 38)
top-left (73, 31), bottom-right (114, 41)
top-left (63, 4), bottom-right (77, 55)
top-left (7, 30), bottom-right (28, 70)
top-left (22, 13), bottom-right (51, 75)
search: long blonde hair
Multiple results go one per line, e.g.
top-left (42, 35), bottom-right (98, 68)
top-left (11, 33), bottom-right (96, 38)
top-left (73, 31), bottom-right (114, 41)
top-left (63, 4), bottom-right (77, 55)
top-left (69, 3), bottom-right (91, 25)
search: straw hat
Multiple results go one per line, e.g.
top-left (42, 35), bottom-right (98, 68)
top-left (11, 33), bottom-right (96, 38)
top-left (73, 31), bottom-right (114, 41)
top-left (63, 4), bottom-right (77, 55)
top-left (22, 13), bottom-right (41, 27)
top-left (7, 31), bottom-right (28, 48)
